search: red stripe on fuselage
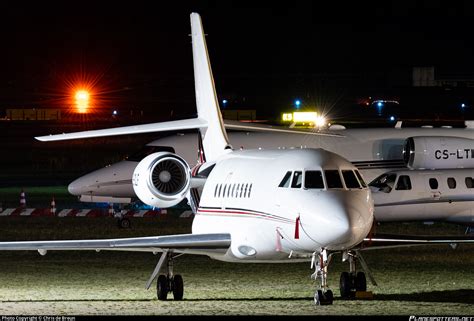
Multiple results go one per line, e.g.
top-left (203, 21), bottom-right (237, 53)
top-left (197, 207), bottom-right (293, 224)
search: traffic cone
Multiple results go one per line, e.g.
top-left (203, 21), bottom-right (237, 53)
top-left (19, 189), bottom-right (26, 208)
top-left (50, 197), bottom-right (56, 216)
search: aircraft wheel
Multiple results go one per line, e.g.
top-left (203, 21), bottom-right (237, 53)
top-left (314, 289), bottom-right (324, 305)
top-left (355, 272), bottom-right (367, 292)
top-left (118, 218), bottom-right (131, 229)
top-left (314, 289), bottom-right (333, 305)
top-left (339, 272), bottom-right (352, 298)
top-left (157, 275), bottom-right (169, 300)
top-left (172, 275), bottom-right (184, 300)
top-left (324, 290), bottom-right (334, 305)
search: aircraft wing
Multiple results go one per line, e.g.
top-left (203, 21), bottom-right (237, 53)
top-left (0, 233), bottom-right (231, 255)
top-left (34, 118), bottom-right (345, 142)
top-left (224, 120), bottom-right (345, 137)
top-left (358, 233), bottom-right (474, 251)
top-left (35, 118), bottom-right (207, 142)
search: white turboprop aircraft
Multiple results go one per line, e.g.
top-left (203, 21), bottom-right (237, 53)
top-left (2, 13), bottom-right (472, 305)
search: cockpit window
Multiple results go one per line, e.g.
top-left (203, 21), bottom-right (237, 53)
top-left (324, 170), bottom-right (343, 189)
top-left (354, 170), bottom-right (367, 188)
top-left (127, 146), bottom-right (175, 161)
top-left (395, 175), bottom-right (412, 190)
top-left (278, 171), bottom-right (292, 188)
top-left (291, 171), bottom-right (303, 188)
top-left (304, 171), bottom-right (324, 189)
top-left (369, 173), bottom-right (397, 193)
top-left (342, 170), bottom-right (361, 189)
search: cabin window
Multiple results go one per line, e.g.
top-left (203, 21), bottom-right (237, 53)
top-left (218, 184), bottom-right (223, 197)
top-left (395, 175), bottom-right (412, 190)
top-left (304, 170), bottom-right (324, 189)
top-left (231, 184), bottom-right (236, 197)
top-left (236, 184), bottom-right (241, 197)
top-left (244, 184), bottom-right (248, 198)
top-left (249, 184), bottom-right (253, 197)
top-left (342, 170), bottom-right (360, 189)
top-left (279, 171), bottom-right (292, 188)
top-left (447, 177), bottom-right (456, 189)
top-left (214, 185), bottom-right (218, 197)
top-left (240, 184), bottom-right (244, 198)
top-left (466, 177), bottom-right (473, 189)
top-left (369, 173), bottom-right (397, 193)
top-left (223, 184), bottom-right (227, 198)
top-left (325, 170), bottom-right (343, 189)
top-left (355, 170), bottom-right (367, 188)
top-left (429, 178), bottom-right (438, 190)
top-left (291, 171), bottom-right (303, 188)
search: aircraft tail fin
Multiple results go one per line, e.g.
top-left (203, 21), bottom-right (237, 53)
top-left (191, 13), bottom-right (231, 162)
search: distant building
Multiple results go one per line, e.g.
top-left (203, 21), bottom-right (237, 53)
top-left (221, 109), bottom-right (256, 121)
top-left (413, 66), bottom-right (474, 88)
top-left (6, 108), bottom-right (61, 120)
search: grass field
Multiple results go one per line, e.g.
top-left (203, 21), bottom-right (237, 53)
top-left (0, 217), bottom-right (472, 315)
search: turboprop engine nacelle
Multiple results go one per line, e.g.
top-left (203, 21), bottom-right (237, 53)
top-left (403, 136), bottom-right (474, 169)
top-left (132, 152), bottom-right (191, 208)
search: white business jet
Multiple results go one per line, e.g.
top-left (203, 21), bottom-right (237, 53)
top-left (370, 169), bottom-right (474, 225)
top-left (67, 125), bottom-right (474, 204)
top-left (1, 13), bottom-right (472, 305)
top-left (68, 130), bottom-right (474, 226)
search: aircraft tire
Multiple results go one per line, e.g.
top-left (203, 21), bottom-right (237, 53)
top-left (172, 275), bottom-right (184, 300)
top-left (339, 272), bottom-right (352, 298)
top-left (314, 289), bottom-right (323, 305)
top-left (118, 218), bottom-right (131, 229)
top-left (314, 289), bottom-right (333, 305)
top-left (157, 275), bottom-right (169, 300)
top-left (355, 272), bottom-right (367, 292)
top-left (324, 290), bottom-right (334, 305)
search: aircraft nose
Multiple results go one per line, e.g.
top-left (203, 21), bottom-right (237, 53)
top-left (67, 177), bottom-right (88, 196)
top-left (303, 192), bottom-right (373, 249)
top-left (330, 197), bottom-right (373, 249)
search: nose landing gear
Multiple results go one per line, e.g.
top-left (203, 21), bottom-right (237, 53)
top-left (311, 249), bottom-right (334, 305)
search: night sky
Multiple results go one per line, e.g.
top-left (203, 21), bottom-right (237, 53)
top-left (1, 1), bottom-right (474, 120)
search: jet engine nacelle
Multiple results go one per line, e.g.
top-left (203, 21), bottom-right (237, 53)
top-left (132, 152), bottom-right (191, 208)
top-left (403, 136), bottom-right (474, 169)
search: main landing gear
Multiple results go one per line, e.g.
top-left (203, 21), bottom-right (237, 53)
top-left (146, 251), bottom-right (184, 301)
top-left (311, 249), bottom-right (334, 305)
top-left (339, 250), bottom-right (376, 299)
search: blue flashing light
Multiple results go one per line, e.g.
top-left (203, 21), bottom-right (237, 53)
top-left (112, 110), bottom-right (118, 115)
top-left (461, 103), bottom-right (466, 108)
top-left (389, 116), bottom-right (395, 121)
top-left (222, 99), bottom-right (228, 107)
top-left (377, 102), bottom-right (383, 108)
top-left (294, 99), bottom-right (301, 108)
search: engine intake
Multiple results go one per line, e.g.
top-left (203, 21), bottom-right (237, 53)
top-left (151, 158), bottom-right (188, 195)
top-left (133, 152), bottom-right (191, 208)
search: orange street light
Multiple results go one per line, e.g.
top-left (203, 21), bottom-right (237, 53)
top-left (75, 90), bottom-right (90, 113)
